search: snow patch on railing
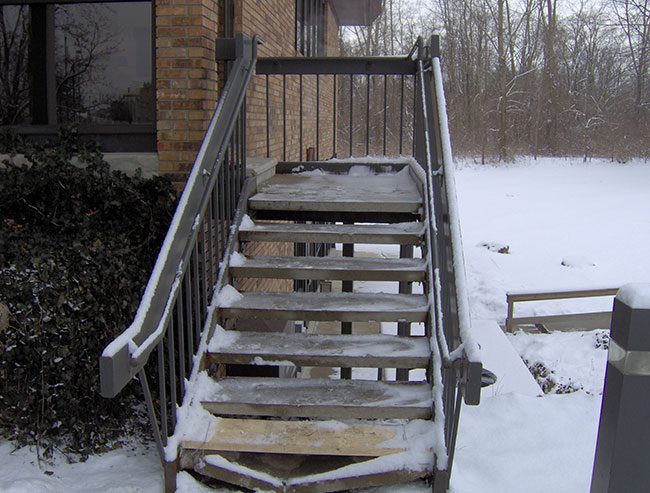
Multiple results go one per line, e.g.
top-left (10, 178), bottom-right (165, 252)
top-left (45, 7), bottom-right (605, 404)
top-left (432, 57), bottom-right (481, 364)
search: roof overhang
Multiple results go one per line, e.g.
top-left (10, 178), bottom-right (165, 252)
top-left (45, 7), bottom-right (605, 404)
top-left (328, 0), bottom-right (383, 26)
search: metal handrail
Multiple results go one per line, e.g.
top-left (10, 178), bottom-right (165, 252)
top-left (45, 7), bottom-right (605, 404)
top-left (100, 34), bottom-right (259, 398)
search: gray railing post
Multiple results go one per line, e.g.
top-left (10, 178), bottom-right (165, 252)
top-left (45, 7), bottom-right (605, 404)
top-left (591, 283), bottom-right (650, 492)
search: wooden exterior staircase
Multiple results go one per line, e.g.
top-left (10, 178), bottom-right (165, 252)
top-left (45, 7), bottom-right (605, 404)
top-left (177, 161), bottom-right (435, 491)
top-left (100, 35), bottom-right (482, 493)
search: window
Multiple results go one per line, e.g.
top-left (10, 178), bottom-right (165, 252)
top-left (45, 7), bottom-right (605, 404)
top-left (0, 1), bottom-right (154, 151)
top-left (296, 0), bottom-right (324, 57)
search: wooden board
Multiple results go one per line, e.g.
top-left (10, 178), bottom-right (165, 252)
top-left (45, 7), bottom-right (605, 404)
top-left (190, 453), bottom-right (429, 493)
top-left (218, 291), bottom-right (429, 322)
top-left (249, 173), bottom-right (422, 213)
top-left (200, 377), bottom-right (432, 419)
top-left (239, 221), bottom-right (424, 245)
top-left (230, 255), bottom-right (426, 282)
top-left (181, 418), bottom-right (408, 457)
top-left (207, 330), bottom-right (430, 368)
top-left (510, 311), bottom-right (612, 331)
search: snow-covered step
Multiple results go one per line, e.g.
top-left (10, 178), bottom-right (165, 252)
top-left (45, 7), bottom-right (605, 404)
top-left (180, 417), bottom-right (432, 458)
top-left (230, 255), bottom-right (426, 282)
top-left (200, 377), bottom-right (432, 419)
top-left (218, 291), bottom-right (429, 322)
top-left (238, 221), bottom-right (424, 245)
top-left (206, 329), bottom-right (430, 368)
top-left (190, 452), bottom-right (430, 493)
top-left (249, 172), bottom-right (422, 214)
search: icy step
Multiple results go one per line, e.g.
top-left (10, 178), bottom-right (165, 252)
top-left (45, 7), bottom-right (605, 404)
top-left (200, 377), bottom-right (432, 419)
top-left (239, 221), bottom-right (424, 245)
top-left (206, 330), bottom-right (430, 368)
top-left (249, 172), bottom-right (422, 214)
top-left (218, 291), bottom-right (429, 322)
top-left (230, 255), bottom-right (426, 282)
top-left (191, 452), bottom-right (431, 493)
top-left (181, 417), bottom-right (432, 458)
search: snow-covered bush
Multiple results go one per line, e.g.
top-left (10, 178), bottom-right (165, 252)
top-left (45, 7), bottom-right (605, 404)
top-left (0, 130), bottom-right (177, 458)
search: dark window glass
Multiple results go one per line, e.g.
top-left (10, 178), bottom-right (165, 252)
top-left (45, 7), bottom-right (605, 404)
top-left (0, 5), bottom-right (32, 125)
top-left (55, 2), bottom-right (153, 124)
top-left (296, 0), bottom-right (323, 57)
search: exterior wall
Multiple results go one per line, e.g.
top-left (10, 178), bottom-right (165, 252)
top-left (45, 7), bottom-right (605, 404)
top-left (156, 0), bottom-right (340, 182)
top-left (236, 0), bottom-right (339, 161)
top-left (155, 0), bottom-right (220, 184)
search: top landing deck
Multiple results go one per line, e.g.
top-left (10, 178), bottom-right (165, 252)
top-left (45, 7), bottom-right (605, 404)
top-left (249, 167), bottom-right (422, 215)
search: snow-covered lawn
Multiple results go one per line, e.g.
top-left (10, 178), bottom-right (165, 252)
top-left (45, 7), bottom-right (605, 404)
top-left (2, 157), bottom-right (648, 492)
top-left (450, 157), bottom-right (649, 492)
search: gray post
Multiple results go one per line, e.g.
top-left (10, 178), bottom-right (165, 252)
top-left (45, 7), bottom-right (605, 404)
top-left (591, 283), bottom-right (650, 492)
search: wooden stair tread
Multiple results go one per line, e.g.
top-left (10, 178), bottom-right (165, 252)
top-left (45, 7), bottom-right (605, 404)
top-left (239, 221), bottom-right (424, 245)
top-left (249, 172), bottom-right (421, 213)
top-left (230, 255), bottom-right (426, 281)
top-left (192, 453), bottom-right (431, 493)
top-left (181, 417), bottom-right (430, 457)
top-left (218, 291), bottom-right (429, 322)
top-left (207, 329), bottom-right (430, 368)
top-left (200, 377), bottom-right (432, 419)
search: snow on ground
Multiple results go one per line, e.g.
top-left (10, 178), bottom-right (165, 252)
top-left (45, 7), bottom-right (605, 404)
top-left (456, 157), bottom-right (650, 322)
top-left (1, 156), bottom-right (648, 492)
top-left (449, 156), bottom-right (649, 493)
top-left (0, 441), bottom-right (162, 492)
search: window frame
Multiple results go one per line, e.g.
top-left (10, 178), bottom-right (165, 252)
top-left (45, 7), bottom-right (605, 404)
top-left (295, 0), bottom-right (325, 57)
top-left (0, 0), bottom-right (156, 152)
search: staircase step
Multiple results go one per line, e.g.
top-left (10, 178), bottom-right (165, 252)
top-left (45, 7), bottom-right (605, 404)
top-left (200, 377), bottom-right (432, 419)
top-left (230, 255), bottom-right (426, 282)
top-left (191, 453), bottom-right (430, 493)
top-left (249, 172), bottom-right (422, 214)
top-left (207, 329), bottom-right (430, 368)
top-left (181, 417), bottom-right (431, 457)
top-left (218, 291), bottom-right (429, 322)
top-left (239, 221), bottom-right (424, 245)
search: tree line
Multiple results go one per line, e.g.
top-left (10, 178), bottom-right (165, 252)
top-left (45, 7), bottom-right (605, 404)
top-left (342, 0), bottom-right (650, 162)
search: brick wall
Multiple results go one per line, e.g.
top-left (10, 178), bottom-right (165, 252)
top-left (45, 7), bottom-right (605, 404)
top-left (155, 0), bottom-right (220, 184)
top-left (236, 0), bottom-right (339, 162)
top-left (157, 0), bottom-right (340, 182)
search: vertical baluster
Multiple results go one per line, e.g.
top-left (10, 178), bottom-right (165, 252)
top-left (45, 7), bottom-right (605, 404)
top-left (183, 273), bottom-right (193, 381)
top-left (241, 99), bottom-right (247, 185)
top-left (200, 219), bottom-right (208, 315)
top-left (383, 74), bottom-right (388, 156)
top-left (157, 340), bottom-right (168, 442)
top-left (176, 301), bottom-right (186, 400)
top-left (366, 74), bottom-right (370, 156)
top-left (265, 75), bottom-right (270, 158)
top-left (192, 244), bottom-right (201, 347)
top-left (206, 196), bottom-right (215, 295)
top-left (218, 165), bottom-right (227, 257)
top-left (333, 74), bottom-right (337, 157)
top-left (412, 73), bottom-right (417, 156)
top-left (316, 74), bottom-right (320, 160)
top-left (299, 74), bottom-right (303, 160)
top-left (399, 75), bottom-right (405, 155)
top-left (167, 316), bottom-right (177, 428)
top-left (349, 74), bottom-right (353, 157)
top-left (283, 74), bottom-right (287, 161)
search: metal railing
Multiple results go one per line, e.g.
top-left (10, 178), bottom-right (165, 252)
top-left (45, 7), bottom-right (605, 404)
top-left (413, 36), bottom-right (482, 489)
top-left (99, 34), bottom-right (259, 460)
top-left (256, 54), bottom-right (418, 160)
top-left (99, 33), bottom-right (481, 491)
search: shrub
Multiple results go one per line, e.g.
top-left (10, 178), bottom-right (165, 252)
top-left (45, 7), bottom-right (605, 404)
top-left (0, 130), bottom-right (177, 459)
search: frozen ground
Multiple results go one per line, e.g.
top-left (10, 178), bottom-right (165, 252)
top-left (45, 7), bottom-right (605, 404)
top-left (2, 156), bottom-right (648, 492)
